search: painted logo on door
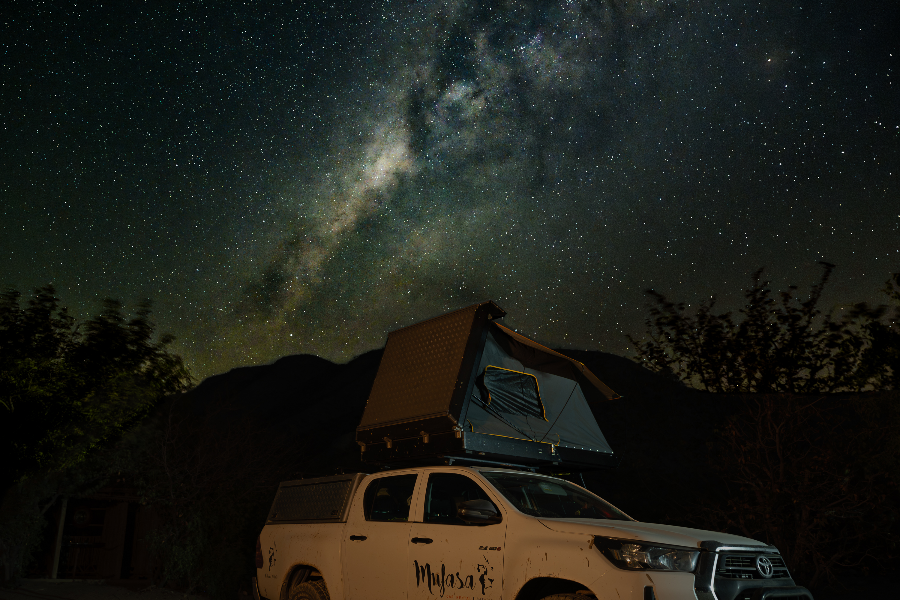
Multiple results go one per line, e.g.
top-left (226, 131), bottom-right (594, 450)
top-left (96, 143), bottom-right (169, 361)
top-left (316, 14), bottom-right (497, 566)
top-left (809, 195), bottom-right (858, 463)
top-left (413, 558), bottom-right (495, 597)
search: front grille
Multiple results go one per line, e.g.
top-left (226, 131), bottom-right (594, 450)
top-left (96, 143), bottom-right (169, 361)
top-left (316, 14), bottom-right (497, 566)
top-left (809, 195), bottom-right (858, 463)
top-left (716, 552), bottom-right (791, 580)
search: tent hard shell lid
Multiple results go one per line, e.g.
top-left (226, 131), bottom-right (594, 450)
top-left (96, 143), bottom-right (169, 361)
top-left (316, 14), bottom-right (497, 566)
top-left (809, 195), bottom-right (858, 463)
top-left (356, 301), bottom-right (620, 470)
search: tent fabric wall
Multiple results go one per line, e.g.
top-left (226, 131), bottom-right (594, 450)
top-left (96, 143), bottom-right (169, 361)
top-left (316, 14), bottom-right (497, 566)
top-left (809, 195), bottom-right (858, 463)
top-left (463, 327), bottom-right (614, 454)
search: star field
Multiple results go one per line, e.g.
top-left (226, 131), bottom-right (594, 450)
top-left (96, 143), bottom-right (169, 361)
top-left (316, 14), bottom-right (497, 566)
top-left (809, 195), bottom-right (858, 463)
top-left (1, 1), bottom-right (897, 379)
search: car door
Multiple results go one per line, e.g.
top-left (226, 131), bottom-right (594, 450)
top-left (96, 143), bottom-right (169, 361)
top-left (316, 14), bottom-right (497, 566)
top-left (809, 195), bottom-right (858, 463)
top-left (343, 472), bottom-right (421, 600)
top-left (407, 472), bottom-right (506, 600)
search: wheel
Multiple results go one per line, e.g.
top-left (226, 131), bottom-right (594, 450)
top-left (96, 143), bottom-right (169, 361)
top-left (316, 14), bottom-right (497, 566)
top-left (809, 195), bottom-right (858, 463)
top-left (288, 580), bottom-right (330, 600)
top-left (539, 595), bottom-right (589, 600)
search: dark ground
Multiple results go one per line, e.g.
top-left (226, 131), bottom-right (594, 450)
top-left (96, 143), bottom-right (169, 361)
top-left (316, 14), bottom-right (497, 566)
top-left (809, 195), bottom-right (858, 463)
top-left (2, 573), bottom-right (893, 600)
top-left (0, 579), bottom-right (207, 600)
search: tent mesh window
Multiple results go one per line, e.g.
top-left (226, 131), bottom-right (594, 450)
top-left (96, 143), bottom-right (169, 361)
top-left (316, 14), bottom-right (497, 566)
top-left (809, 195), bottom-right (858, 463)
top-left (482, 366), bottom-right (547, 420)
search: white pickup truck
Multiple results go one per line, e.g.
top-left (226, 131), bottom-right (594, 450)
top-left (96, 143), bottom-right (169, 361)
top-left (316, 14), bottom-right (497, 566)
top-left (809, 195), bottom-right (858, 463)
top-left (253, 466), bottom-right (812, 600)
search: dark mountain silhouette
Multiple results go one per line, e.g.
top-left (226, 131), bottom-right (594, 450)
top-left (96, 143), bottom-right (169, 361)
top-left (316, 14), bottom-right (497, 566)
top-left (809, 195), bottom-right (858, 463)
top-left (176, 349), bottom-right (385, 476)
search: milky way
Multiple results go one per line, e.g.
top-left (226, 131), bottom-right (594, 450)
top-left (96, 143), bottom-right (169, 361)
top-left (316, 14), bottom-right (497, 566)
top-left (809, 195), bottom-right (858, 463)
top-left (1, 1), bottom-right (897, 377)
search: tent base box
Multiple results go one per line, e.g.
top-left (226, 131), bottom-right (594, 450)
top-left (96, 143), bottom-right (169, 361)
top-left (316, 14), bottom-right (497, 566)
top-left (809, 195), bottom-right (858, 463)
top-left (356, 301), bottom-right (621, 472)
top-left (360, 430), bottom-right (619, 471)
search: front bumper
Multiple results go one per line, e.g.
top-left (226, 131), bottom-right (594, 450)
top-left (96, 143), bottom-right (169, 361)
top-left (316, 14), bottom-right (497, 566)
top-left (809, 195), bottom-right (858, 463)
top-left (749, 588), bottom-right (814, 600)
top-left (695, 583), bottom-right (813, 600)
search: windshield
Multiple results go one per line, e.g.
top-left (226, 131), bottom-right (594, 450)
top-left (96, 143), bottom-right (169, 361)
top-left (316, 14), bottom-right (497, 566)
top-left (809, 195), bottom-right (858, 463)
top-left (481, 471), bottom-right (632, 521)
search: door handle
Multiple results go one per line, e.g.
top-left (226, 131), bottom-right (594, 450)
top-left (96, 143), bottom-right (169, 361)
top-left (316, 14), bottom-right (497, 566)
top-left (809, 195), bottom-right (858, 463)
top-left (411, 537), bottom-right (433, 544)
top-left (349, 535), bottom-right (367, 541)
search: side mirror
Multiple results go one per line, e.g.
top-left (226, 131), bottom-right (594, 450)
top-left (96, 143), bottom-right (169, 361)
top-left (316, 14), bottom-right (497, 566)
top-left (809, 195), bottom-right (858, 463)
top-left (457, 499), bottom-right (502, 525)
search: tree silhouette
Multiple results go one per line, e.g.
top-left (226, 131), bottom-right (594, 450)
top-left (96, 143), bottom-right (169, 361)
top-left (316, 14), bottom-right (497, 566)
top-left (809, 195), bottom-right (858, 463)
top-left (0, 286), bottom-right (192, 486)
top-left (627, 264), bottom-right (896, 393)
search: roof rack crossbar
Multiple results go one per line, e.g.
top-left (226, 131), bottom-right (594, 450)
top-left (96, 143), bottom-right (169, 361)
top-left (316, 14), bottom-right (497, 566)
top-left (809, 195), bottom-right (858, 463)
top-left (442, 455), bottom-right (538, 471)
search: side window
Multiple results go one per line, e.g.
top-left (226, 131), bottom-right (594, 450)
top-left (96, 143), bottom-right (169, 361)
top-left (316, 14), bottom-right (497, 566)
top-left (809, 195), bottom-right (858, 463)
top-left (363, 474), bottom-right (418, 522)
top-left (424, 473), bottom-right (499, 525)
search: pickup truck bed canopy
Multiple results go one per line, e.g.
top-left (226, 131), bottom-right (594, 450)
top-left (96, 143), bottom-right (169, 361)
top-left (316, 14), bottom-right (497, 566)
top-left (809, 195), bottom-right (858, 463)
top-left (356, 301), bottom-right (619, 470)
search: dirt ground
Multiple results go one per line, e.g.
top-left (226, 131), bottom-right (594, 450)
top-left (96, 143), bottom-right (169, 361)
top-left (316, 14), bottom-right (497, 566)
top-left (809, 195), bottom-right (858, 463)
top-left (0, 580), bottom-right (210, 600)
top-left (2, 575), bottom-right (893, 599)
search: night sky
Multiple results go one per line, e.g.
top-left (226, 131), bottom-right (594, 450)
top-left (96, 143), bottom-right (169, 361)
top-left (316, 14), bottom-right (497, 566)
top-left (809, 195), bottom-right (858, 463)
top-left (2, 1), bottom-right (897, 380)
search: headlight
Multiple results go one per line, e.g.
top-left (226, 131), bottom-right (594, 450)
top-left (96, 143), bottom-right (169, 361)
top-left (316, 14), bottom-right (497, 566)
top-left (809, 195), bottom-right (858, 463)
top-left (595, 537), bottom-right (699, 572)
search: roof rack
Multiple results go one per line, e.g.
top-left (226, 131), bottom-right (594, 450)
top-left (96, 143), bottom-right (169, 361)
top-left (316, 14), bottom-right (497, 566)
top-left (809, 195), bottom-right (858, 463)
top-left (375, 454), bottom-right (539, 472)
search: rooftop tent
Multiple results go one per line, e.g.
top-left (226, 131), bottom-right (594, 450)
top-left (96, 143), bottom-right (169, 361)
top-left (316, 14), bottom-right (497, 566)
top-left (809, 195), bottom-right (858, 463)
top-left (356, 301), bottom-right (620, 470)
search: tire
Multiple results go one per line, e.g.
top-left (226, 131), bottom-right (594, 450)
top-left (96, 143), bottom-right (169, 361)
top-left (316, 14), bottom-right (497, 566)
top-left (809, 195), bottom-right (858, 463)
top-left (288, 580), bottom-right (330, 600)
top-left (539, 595), bottom-right (587, 600)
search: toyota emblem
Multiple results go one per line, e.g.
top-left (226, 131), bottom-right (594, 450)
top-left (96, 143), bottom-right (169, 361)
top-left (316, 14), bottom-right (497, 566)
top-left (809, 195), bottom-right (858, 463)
top-left (756, 555), bottom-right (774, 578)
